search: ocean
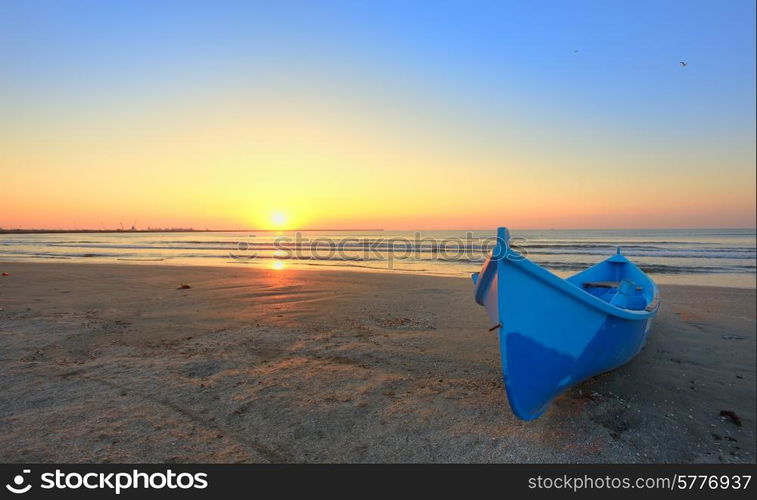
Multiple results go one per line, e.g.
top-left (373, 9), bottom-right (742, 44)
top-left (1, 228), bottom-right (754, 288)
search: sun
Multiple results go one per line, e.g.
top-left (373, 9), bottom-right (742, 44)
top-left (269, 211), bottom-right (288, 229)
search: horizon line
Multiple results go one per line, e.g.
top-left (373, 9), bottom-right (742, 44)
top-left (1, 226), bottom-right (755, 235)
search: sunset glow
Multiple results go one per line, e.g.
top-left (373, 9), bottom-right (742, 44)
top-left (269, 212), bottom-right (289, 229)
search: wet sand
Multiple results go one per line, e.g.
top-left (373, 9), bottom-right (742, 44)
top-left (0, 261), bottom-right (754, 463)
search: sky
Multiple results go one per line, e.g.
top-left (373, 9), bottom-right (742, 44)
top-left (1, 0), bottom-right (755, 230)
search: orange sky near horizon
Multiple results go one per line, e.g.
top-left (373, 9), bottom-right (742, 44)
top-left (2, 86), bottom-right (754, 231)
top-left (2, 81), bottom-right (755, 231)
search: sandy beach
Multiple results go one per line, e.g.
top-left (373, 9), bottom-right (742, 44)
top-left (0, 261), bottom-right (754, 463)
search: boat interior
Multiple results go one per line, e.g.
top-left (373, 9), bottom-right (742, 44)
top-left (578, 280), bottom-right (648, 310)
top-left (566, 257), bottom-right (654, 311)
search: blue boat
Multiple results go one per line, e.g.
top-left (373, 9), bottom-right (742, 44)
top-left (472, 227), bottom-right (660, 421)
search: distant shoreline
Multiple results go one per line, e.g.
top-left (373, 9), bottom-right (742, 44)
top-left (1, 228), bottom-right (753, 235)
top-left (0, 229), bottom-right (386, 234)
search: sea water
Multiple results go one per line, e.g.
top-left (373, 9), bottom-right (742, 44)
top-left (0, 228), bottom-right (754, 288)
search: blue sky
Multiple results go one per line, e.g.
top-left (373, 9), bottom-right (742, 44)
top-left (1, 0), bottom-right (755, 228)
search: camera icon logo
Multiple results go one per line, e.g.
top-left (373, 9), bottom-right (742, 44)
top-left (5, 469), bottom-right (32, 494)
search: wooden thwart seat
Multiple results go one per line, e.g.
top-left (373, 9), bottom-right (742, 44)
top-left (582, 281), bottom-right (642, 291)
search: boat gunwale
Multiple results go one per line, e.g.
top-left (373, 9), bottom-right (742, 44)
top-left (476, 227), bottom-right (660, 321)
top-left (504, 256), bottom-right (659, 320)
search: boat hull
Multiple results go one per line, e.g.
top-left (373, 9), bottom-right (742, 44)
top-left (472, 227), bottom-right (659, 420)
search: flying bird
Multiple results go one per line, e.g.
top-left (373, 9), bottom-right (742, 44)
top-left (679, 61), bottom-right (687, 67)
